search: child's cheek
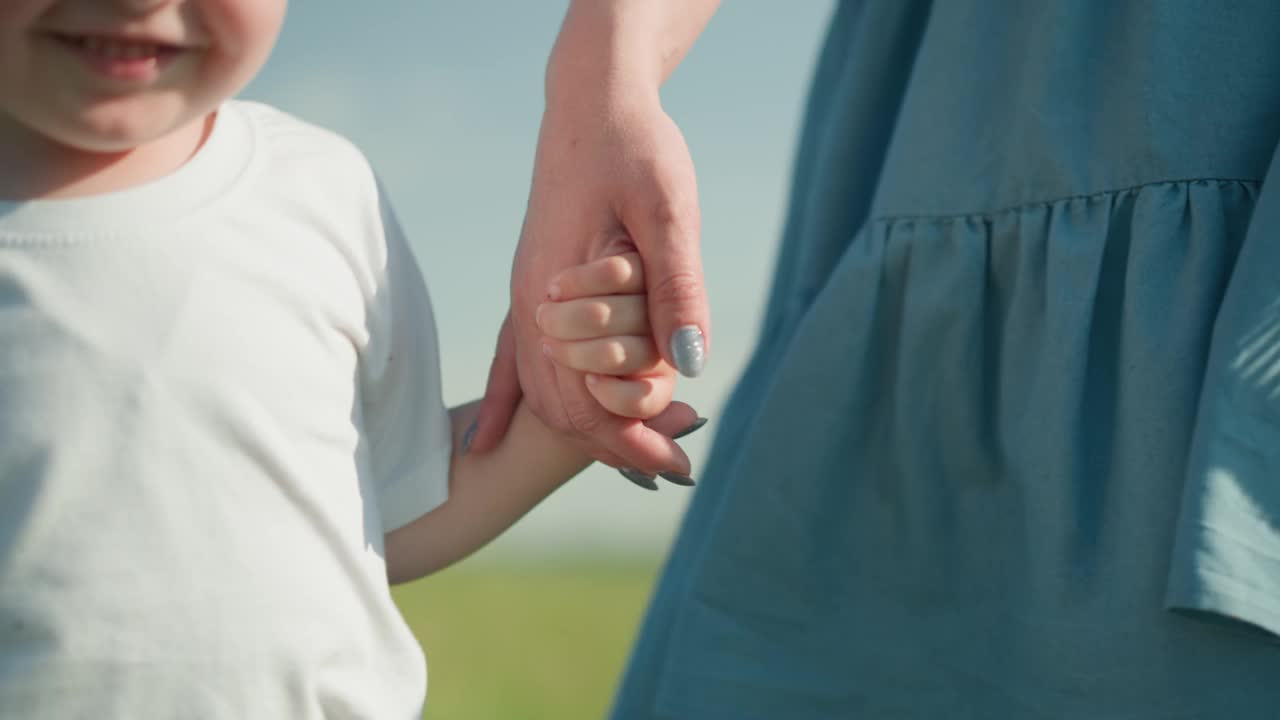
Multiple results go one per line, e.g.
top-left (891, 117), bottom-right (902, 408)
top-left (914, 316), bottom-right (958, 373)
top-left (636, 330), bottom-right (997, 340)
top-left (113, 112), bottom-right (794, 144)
top-left (197, 0), bottom-right (287, 93)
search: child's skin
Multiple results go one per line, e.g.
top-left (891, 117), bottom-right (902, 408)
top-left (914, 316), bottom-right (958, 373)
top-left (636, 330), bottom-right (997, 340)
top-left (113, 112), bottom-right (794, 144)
top-left (0, 0), bottom-right (698, 584)
top-left (389, 252), bottom-right (680, 581)
top-left (537, 252), bottom-right (668, 417)
top-left (0, 0), bottom-right (283, 199)
top-left (535, 252), bottom-right (708, 490)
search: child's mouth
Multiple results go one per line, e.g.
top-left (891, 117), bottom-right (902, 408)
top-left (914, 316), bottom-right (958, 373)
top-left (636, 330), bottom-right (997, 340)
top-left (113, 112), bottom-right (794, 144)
top-left (51, 33), bottom-right (185, 81)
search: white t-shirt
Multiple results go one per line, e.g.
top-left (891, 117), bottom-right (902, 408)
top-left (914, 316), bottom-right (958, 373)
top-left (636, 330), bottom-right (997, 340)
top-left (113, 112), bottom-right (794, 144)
top-left (0, 100), bottom-right (451, 718)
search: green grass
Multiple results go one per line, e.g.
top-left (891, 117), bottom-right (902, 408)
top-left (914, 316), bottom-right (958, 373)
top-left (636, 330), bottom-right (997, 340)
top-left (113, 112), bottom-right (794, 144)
top-left (392, 559), bottom-right (661, 719)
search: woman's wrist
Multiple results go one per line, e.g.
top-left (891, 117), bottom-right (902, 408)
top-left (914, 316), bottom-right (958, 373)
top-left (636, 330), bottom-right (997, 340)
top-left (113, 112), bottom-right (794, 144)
top-left (545, 3), bottom-right (663, 115)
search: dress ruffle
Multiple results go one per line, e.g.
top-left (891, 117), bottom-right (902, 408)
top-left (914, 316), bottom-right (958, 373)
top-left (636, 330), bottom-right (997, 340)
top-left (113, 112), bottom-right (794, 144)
top-left (652, 179), bottom-right (1280, 718)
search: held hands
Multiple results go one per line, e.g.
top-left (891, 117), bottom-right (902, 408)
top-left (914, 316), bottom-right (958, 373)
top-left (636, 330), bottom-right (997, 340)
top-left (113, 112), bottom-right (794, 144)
top-left (468, 91), bottom-right (710, 481)
top-left (537, 252), bottom-right (706, 489)
top-left (537, 252), bottom-right (667, 418)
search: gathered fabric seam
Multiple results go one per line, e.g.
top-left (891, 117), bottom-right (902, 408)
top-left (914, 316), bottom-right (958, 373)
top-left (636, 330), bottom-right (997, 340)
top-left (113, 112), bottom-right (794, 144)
top-left (875, 177), bottom-right (1263, 225)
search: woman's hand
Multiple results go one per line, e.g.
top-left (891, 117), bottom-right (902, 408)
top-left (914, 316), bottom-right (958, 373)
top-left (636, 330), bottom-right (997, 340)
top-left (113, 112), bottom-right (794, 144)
top-left (465, 1), bottom-right (718, 477)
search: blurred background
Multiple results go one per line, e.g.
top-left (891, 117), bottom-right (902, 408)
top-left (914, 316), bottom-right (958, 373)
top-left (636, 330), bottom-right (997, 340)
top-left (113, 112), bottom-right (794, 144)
top-left (244, 3), bottom-right (833, 717)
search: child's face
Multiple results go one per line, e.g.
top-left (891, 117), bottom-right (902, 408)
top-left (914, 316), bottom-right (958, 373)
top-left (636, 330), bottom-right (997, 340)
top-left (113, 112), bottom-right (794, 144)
top-left (0, 0), bottom-right (286, 154)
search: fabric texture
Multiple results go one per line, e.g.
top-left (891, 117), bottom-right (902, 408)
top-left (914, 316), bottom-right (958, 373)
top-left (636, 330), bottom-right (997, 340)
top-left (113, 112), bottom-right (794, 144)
top-left (613, 2), bottom-right (1280, 718)
top-left (0, 100), bottom-right (450, 718)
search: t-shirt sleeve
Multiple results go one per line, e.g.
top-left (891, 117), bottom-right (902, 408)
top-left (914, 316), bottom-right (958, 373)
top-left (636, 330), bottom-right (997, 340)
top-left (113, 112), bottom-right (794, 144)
top-left (360, 185), bottom-right (452, 533)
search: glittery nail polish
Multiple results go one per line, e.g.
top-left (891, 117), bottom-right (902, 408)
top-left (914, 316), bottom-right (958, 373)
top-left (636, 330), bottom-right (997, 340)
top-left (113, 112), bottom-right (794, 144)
top-left (670, 325), bottom-right (706, 378)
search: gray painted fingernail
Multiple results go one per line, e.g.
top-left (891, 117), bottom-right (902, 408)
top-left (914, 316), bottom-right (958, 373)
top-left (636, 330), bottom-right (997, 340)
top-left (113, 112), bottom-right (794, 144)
top-left (659, 471), bottom-right (696, 487)
top-left (618, 468), bottom-right (659, 491)
top-left (670, 325), bottom-right (706, 378)
top-left (672, 417), bottom-right (708, 440)
top-left (461, 420), bottom-right (478, 455)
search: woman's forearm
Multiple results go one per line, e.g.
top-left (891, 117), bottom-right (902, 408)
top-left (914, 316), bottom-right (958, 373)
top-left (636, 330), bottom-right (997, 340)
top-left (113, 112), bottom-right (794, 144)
top-left (547, 0), bottom-right (720, 104)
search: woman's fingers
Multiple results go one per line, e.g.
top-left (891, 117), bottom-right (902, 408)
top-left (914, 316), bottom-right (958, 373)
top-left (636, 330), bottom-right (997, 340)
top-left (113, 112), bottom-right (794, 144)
top-left (547, 252), bottom-right (645, 301)
top-left (586, 373), bottom-right (675, 420)
top-left (542, 336), bottom-right (661, 376)
top-left (468, 311), bottom-right (522, 454)
top-left (536, 295), bottom-right (649, 340)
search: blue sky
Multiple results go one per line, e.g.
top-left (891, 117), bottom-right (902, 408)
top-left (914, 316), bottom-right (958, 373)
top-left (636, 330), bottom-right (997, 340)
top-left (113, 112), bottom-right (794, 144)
top-left (243, 2), bottom-right (834, 558)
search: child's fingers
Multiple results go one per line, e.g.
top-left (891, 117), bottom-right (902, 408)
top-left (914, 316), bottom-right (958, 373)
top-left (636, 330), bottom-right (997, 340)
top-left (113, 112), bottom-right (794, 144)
top-left (547, 252), bottom-right (645, 301)
top-left (542, 336), bottom-right (661, 376)
top-left (585, 373), bottom-right (675, 420)
top-left (536, 295), bottom-right (649, 340)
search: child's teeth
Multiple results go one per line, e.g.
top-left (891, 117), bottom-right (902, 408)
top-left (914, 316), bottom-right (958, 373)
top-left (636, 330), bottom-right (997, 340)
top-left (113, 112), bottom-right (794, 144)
top-left (80, 37), bottom-right (160, 60)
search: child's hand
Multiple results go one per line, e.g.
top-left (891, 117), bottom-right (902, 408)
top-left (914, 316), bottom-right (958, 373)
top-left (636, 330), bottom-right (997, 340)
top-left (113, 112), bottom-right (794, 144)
top-left (535, 252), bottom-right (673, 420)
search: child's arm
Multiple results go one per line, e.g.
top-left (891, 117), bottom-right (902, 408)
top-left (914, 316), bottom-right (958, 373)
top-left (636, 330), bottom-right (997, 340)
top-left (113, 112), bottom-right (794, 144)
top-left (384, 251), bottom-right (694, 584)
top-left (385, 399), bottom-right (696, 584)
top-left (383, 400), bottom-right (574, 584)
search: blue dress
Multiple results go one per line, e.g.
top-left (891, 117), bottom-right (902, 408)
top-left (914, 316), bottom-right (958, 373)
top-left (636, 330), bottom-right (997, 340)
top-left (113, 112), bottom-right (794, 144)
top-left (612, 2), bottom-right (1280, 718)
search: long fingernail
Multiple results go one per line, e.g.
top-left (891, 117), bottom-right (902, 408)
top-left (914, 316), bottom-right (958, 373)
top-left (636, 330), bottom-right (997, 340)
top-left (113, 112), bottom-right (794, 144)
top-left (618, 468), bottom-right (658, 491)
top-left (670, 325), bottom-right (706, 378)
top-left (461, 420), bottom-right (478, 455)
top-left (659, 471), bottom-right (696, 487)
top-left (672, 417), bottom-right (708, 440)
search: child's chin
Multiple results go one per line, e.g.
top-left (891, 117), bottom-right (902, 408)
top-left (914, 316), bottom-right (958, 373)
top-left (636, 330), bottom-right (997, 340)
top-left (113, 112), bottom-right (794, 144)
top-left (58, 97), bottom-right (208, 155)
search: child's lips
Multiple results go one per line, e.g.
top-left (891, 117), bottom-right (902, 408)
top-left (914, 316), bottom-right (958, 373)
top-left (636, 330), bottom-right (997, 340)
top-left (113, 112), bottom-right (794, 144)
top-left (49, 32), bottom-right (187, 82)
